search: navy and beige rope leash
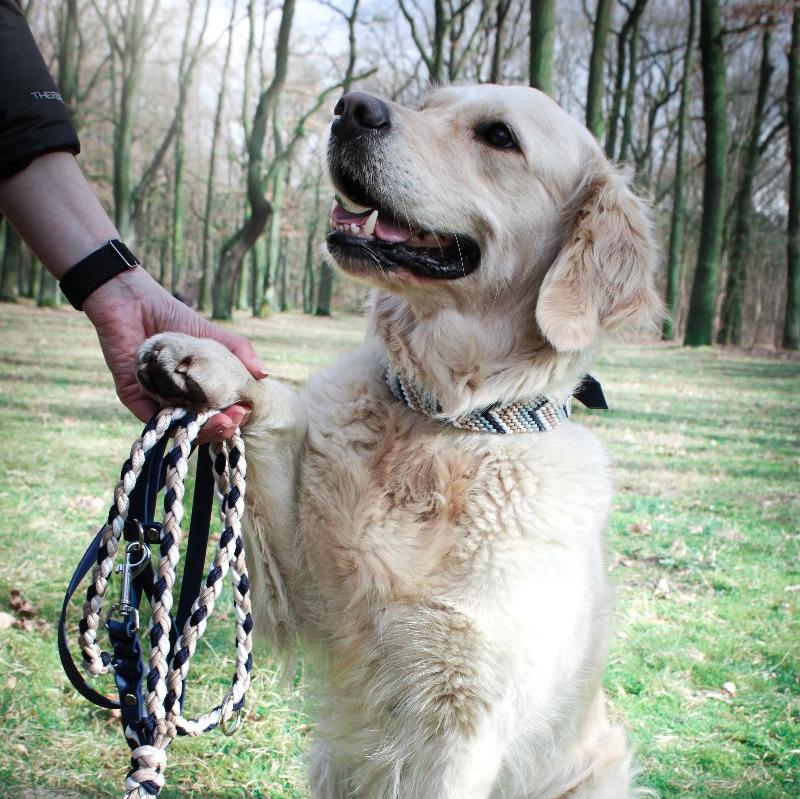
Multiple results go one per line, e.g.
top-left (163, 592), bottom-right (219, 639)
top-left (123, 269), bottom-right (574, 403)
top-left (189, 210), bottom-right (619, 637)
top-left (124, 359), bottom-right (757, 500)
top-left (59, 407), bottom-right (253, 798)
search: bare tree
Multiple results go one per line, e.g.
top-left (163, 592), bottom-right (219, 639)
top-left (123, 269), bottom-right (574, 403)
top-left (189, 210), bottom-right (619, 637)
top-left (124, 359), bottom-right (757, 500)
top-left (685, 0), bottom-right (728, 346)
top-left (718, 19), bottom-right (774, 345)
top-left (785, 4), bottom-right (800, 349)
top-left (92, 0), bottom-right (161, 238)
top-left (489, 0), bottom-right (513, 83)
top-left (529, 0), bottom-right (555, 94)
top-left (663, 0), bottom-right (697, 340)
top-left (605, 0), bottom-right (648, 159)
top-left (199, 0), bottom-right (239, 311)
top-left (317, 0), bottom-right (361, 317)
top-left (586, 0), bottom-right (612, 139)
top-left (212, 0), bottom-right (296, 320)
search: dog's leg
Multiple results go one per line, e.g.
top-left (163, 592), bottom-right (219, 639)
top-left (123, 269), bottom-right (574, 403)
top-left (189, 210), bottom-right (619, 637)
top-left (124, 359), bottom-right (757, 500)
top-left (404, 728), bottom-right (504, 799)
top-left (309, 740), bottom-right (352, 799)
top-left (350, 723), bottom-right (504, 799)
top-left (136, 332), bottom-right (308, 649)
top-left (553, 726), bottom-right (635, 799)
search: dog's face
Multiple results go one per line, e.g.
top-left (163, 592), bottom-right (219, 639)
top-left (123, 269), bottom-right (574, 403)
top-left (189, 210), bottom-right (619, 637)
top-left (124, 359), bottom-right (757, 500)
top-left (325, 84), bottom-right (659, 354)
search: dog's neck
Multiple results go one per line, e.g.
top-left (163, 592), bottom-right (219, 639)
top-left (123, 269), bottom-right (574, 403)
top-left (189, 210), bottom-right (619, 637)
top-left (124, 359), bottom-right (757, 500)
top-left (368, 290), bottom-right (594, 419)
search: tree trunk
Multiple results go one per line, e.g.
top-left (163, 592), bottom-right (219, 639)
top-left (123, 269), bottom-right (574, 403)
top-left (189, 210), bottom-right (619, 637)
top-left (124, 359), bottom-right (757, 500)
top-left (37, 266), bottom-right (58, 306)
top-left (684, 0), bottom-right (727, 346)
top-left (212, 0), bottom-right (296, 320)
top-left (278, 236), bottom-right (289, 311)
top-left (20, 247), bottom-right (36, 299)
top-left (663, 0), bottom-right (696, 340)
top-left (197, 0), bottom-right (237, 311)
top-left (57, 0), bottom-right (79, 119)
top-left (586, 0), bottom-right (612, 140)
top-left (158, 232), bottom-right (169, 286)
top-left (432, 0), bottom-right (447, 83)
top-left (242, 0), bottom-right (257, 147)
top-left (784, 6), bottom-right (800, 350)
top-left (605, 0), bottom-right (647, 159)
top-left (315, 261), bottom-right (334, 316)
top-left (490, 0), bottom-right (512, 84)
top-left (0, 224), bottom-right (19, 302)
top-left (0, 221), bottom-right (5, 293)
top-left (171, 114), bottom-right (185, 294)
top-left (256, 99), bottom-right (285, 316)
top-left (303, 228), bottom-right (318, 314)
top-left (528, 0), bottom-right (555, 94)
top-left (312, 0), bottom-right (361, 318)
top-left (112, 0), bottom-right (152, 239)
top-left (199, 0), bottom-right (237, 312)
top-left (261, 161), bottom-right (286, 314)
top-left (718, 23), bottom-right (773, 346)
top-left (129, 0), bottom-right (209, 240)
top-left (618, 14), bottom-right (642, 164)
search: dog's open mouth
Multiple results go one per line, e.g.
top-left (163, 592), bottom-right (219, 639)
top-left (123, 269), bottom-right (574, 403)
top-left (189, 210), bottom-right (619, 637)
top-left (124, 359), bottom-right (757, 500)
top-left (325, 179), bottom-right (480, 280)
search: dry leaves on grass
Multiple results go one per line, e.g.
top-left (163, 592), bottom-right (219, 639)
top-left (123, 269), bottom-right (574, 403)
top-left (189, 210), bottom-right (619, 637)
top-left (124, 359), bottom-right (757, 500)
top-left (68, 495), bottom-right (105, 514)
top-left (628, 520), bottom-right (652, 535)
top-left (7, 589), bottom-right (47, 632)
top-left (9, 589), bottom-right (36, 617)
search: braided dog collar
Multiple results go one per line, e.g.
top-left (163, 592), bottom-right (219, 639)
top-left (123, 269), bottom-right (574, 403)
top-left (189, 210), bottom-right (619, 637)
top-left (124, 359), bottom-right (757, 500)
top-left (386, 368), bottom-right (571, 433)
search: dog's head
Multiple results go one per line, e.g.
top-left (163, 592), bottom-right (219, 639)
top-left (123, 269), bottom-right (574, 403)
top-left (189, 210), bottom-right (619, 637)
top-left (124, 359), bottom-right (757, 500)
top-left (324, 85), bottom-right (660, 400)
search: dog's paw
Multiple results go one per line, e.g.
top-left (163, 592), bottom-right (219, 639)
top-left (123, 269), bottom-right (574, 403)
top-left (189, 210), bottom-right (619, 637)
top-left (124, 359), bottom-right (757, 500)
top-left (136, 332), bottom-right (251, 410)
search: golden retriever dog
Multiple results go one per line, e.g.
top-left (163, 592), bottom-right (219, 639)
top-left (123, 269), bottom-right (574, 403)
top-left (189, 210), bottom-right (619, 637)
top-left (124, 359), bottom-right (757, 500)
top-left (136, 85), bottom-right (659, 798)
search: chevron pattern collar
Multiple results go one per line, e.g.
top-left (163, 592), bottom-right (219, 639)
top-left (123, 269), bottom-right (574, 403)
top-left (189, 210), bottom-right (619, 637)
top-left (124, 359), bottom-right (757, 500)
top-left (386, 367), bottom-right (572, 434)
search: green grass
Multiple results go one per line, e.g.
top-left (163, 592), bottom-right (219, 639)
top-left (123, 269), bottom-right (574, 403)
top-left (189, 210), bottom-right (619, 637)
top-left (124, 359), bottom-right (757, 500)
top-left (0, 302), bottom-right (797, 798)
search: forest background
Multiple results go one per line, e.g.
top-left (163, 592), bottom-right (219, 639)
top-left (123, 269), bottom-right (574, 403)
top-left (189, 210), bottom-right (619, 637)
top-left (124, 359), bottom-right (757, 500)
top-left (0, 2), bottom-right (798, 797)
top-left (1, 0), bottom-right (798, 352)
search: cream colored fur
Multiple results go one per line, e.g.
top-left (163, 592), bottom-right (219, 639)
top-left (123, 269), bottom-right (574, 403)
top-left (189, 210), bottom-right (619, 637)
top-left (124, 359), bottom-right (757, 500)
top-left (136, 85), bottom-right (660, 798)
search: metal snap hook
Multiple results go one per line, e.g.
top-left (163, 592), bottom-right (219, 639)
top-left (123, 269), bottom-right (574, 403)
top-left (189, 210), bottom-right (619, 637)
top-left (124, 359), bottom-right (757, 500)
top-left (220, 695), bottom-right (243, 736)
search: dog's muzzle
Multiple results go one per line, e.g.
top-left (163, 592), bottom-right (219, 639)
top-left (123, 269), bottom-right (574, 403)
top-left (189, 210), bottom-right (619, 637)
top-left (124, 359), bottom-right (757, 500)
top-left (325, 93), bottom-right (482, 281)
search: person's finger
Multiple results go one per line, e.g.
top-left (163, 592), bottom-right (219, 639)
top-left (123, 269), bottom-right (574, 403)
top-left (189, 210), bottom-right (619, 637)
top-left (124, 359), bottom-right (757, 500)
top-left (215, 329), bottom-right (269, 380)
top-left (225, 403), bottom-right (251, 427)
top-left (120, 389), bottom-right (159, 423)
top-left (196, 404), bottom-right (252, 444)
top-left (197, 412), bottom-right (233, 444)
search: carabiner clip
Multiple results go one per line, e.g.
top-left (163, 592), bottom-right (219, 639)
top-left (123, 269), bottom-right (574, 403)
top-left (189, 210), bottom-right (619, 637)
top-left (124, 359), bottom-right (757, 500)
top-left (109, 528), bottom-right (151, 631)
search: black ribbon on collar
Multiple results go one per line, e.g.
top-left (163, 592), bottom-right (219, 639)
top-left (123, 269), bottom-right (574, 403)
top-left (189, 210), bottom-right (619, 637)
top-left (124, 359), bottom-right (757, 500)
top-left (573, 374), bottom-right (608, 409)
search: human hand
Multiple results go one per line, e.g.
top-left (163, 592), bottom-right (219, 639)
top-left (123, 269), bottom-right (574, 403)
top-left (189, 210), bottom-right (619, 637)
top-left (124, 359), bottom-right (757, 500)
top-left (83, 266), bottom-right (268, 442)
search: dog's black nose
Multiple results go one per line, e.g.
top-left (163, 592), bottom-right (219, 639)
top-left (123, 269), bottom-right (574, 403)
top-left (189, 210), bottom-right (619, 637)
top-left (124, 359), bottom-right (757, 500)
top-left (331, 92), bottom-right (391, 140)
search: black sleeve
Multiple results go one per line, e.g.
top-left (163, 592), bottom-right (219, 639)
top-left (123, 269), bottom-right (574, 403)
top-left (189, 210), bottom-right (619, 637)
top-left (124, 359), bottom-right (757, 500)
top-left (0, 0), bottom-right (80, 179)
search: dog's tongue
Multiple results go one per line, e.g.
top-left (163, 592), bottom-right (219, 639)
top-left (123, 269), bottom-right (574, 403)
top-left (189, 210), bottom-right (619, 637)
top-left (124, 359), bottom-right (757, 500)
top-left (330, 202), bottom-right (412, 243)
top-left (374, 218), bottom-right (412, 243)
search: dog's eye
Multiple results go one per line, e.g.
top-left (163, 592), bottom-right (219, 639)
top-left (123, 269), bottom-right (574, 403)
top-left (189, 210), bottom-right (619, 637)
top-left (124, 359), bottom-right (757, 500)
top-left (476, 122), bottom-right (518, 151)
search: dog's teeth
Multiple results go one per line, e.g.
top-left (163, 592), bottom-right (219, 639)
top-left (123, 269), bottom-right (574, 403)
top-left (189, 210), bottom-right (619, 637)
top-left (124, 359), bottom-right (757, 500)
top-left (350, 223), bottom-right (359, 234)
top-left (364, 209), bottom-right (378, 236)
top-left (336, 193), bottom-right (371, 214)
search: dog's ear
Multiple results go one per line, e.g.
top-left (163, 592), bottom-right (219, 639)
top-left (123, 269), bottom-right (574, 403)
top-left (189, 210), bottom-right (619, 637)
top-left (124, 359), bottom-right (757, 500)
top-left (535, 164), bottom-right (661, 352)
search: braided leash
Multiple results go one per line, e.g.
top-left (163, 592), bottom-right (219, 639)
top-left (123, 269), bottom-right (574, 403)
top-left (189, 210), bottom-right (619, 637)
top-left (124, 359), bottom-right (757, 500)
top-left (75, 407), bottom-right (253, 798)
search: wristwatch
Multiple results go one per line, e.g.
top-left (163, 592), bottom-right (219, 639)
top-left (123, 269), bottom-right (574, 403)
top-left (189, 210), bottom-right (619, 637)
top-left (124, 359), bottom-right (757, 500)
top-left (59, 239), bottom-right (140, 311)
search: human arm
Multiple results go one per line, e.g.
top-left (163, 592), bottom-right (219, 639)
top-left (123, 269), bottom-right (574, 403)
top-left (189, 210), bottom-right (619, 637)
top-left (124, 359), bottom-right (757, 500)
top-left (0, 152), bottom-right (267, 438)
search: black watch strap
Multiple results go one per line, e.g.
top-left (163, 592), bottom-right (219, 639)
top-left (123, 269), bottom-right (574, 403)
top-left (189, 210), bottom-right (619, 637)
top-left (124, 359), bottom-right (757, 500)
top-left (59, 239), bottom-right (140, 311)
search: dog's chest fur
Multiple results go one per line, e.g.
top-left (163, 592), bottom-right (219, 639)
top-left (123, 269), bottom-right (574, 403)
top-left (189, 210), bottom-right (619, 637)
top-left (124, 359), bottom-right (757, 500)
top-left (288, 347), bottom-right (615, 732)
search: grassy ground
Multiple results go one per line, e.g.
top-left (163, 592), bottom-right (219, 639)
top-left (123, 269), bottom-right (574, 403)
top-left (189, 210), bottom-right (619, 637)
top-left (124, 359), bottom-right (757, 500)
top-left (0, 301), bottom-right (797, 798)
